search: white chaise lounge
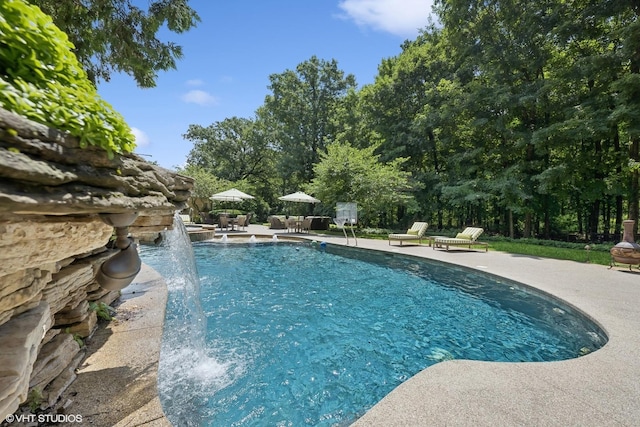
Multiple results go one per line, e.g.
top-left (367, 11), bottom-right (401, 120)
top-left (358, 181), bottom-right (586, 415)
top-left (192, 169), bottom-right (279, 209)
top-left (433, 227), bottom-right (487, 252)
top-left (388, 222), bottom-right (429, 246)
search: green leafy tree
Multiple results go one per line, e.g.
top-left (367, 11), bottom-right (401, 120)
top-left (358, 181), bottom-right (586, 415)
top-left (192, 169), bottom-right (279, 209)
top-left (436, 0), bottom-right (559, 236)
top-left (359, 27), bottom-right (459, 227)
top-left (308, 142), bottom-right (415, 227)
top-left (263, 56), bottom-right (357, 188)
top-left (29, 0), bottom-right (200, 87)
top-left (184, 117), bottom-right (275, 184)
top-left (176, 164), bottom-right (230, 217)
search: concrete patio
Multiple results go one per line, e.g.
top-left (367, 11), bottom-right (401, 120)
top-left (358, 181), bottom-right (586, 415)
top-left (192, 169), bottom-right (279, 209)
top-left (64, 223), bottom-right (640, 426)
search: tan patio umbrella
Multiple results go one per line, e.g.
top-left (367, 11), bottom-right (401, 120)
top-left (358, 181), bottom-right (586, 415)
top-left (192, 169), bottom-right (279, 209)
top-left (278, 191), bottom-right (320, 203)
top-left (279, 191), bottom-right (320, 217)
top-left (210, 188), bottom-right (255, 202)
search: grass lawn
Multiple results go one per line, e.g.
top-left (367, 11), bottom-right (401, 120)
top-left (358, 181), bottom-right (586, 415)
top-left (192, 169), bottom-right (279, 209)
top-left (487, 240), bottom-right (611, 266)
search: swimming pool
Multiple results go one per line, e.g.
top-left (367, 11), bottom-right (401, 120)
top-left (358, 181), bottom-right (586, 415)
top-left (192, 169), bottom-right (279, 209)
top-left (142, 238), bottom-right (606, 426)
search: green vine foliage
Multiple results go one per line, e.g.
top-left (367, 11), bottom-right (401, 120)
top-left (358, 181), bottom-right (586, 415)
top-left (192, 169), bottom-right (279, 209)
top-left (0, 0), bottom-right (135, 157)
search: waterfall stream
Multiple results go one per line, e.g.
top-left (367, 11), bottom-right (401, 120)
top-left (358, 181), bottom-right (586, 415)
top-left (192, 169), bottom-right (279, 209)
top-left (140, 215), bottom-right (244, 425)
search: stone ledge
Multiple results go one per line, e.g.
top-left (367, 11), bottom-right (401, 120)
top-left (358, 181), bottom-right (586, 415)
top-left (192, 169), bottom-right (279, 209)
top-left (0, 107), bottom-right (193, 218)
top-left (0, 302), bottom-right (52, 419)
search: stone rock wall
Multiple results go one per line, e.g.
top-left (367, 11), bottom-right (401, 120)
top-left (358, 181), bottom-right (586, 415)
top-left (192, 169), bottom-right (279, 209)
top-left (0, 108), bottom-right (193, 419)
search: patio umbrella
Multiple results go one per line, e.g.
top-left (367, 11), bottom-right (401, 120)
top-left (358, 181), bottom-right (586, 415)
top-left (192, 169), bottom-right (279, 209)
top-left (210, 188), bottom-right (255, 202)
top-left (278, 191), bottom-right (320, 204)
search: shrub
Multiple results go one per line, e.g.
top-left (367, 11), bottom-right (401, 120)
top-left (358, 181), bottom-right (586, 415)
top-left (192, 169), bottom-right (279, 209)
top-left (0, 0), bottom-right (135, 157)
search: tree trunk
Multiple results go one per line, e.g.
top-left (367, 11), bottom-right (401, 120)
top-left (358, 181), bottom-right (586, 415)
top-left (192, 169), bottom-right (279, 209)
top-left (524, 211), bottom-right (532, 238)
top-left (614, 127), bottom-right (623, 240)
top-left (543, 199), bottom-right (550, 240)
top-left (589, 200), bottom-right (600, 241)
top-left (629, 136), bottom-right (639, 239)
top-left (616, 194), bottom-right (623, 240)
top-left (603, 198), bottom-right (611, 241)
top-left (577, 200), bottom-right (583, 237)
top-left (509, 209), bottom-right (514, 238)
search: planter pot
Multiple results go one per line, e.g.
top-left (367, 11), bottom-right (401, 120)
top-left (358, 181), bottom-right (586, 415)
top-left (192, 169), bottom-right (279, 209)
top-left (610, 220), bottom-right (640, 265)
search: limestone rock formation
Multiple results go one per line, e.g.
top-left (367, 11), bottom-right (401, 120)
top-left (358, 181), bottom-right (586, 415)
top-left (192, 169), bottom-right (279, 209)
top-left (0, 106), bottom-right (194, 419)
top-left (0, 302), bottom-right (52, 418)
top-left (29, 333), bottom-right (81, 391)
top-left (41, 351), bottom-right (84, 409)
top-left (0, 217), bottom-right (113, 278)
top-left (0, 108), bottom-right (193, 217)
top-left (66, 310), bottom-right (98, 338)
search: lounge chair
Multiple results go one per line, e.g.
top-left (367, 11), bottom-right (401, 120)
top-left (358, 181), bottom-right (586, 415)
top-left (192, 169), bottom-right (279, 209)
top-left (388, 222), bottom-right (429, 246)
top-left (433, 227), bottom-right (487, 252)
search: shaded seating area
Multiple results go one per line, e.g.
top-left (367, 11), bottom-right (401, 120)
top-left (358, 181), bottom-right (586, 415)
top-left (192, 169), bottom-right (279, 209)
top-left (388, 222), bottom-right (429, 246)
top-left (269, 215), bottom-right (329, 232)
top-left (433, 227), bottom-right (488, 252)
top-left (217, 212), bottom-right (253, 232)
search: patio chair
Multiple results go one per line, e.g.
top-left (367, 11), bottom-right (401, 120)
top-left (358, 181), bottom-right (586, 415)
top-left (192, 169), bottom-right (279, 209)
top-left (300, 217), bottom-right (311, 233)
top-left (286, 217), bottom-right (299, 233)
top-left (218, 215), bottom-right (229, 231)
top-left (236, 215), bottom-right (247, 230)
top-left (388, 222), bottom-right (429, 246)
top-left (433, 227), bottom-right (488, 252)
top-left (242, 213), bottom-right (252, 229)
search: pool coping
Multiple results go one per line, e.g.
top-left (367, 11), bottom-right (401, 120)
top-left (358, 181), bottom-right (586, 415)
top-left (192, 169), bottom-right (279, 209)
top-left (63, 225), bottom-right (640, 426)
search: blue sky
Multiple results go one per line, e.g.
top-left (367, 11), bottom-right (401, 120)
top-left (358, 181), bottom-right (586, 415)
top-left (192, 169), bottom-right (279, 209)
top-left (97, 0), bottom-right (435, 170)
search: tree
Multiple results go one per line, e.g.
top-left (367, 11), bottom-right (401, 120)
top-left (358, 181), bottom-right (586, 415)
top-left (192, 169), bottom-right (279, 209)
top-left (308, 142), bottom-right (415, 227)
top-left (184, 117), bottom-right (275, 184)
top-left (176, 164), bottom-right (230, 219)
top-left (263, 56), bottom-right (357, 188)
top-left (358, 27), bottom-right (460, 227)
top-left (30, 0), bottom-right (200, 87)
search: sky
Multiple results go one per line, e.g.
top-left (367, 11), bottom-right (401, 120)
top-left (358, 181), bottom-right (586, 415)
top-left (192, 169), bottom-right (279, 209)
top-left (97, 0), bottom-right (436, 170)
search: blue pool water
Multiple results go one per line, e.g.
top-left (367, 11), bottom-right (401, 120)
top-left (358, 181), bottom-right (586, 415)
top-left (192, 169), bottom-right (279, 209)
top-left (142, 235), bottom-right (606, 427)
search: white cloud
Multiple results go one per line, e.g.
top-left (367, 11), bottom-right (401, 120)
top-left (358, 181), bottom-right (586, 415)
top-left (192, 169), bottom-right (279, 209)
top-left (186, 79), bottom-right (204, 86)
top-left (131, 127), bottom-right (150, 147)
top-left (338, 0), bottom-right (434, 38)
top-left (181, 90), bottom-right (218, 107)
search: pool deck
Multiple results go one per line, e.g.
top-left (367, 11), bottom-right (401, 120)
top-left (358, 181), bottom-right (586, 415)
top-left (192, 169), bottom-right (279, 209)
top-left (67, 224), bottom-right (640, 426)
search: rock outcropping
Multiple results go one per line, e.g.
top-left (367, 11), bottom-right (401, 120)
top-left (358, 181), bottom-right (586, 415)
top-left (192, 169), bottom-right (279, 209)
top-left (0, 108), bottom-right (193, 419)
